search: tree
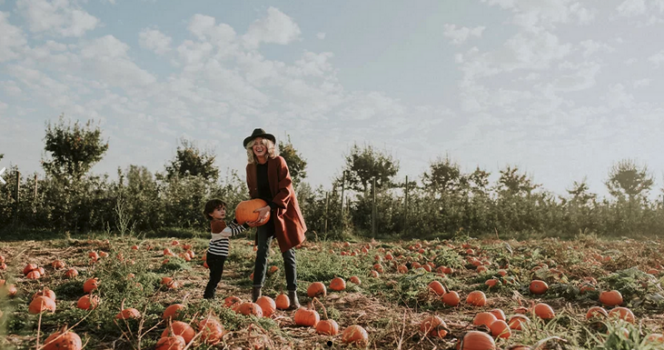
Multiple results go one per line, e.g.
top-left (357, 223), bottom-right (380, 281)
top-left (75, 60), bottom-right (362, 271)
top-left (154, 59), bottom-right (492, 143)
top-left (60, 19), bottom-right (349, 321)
top-left (42, 116), bottom-right (109, 180)
top-left (566, 178), bottom-right (596, 205)
top-left (467, 166), bottom-right (490, 196)
top-left (605, 159), bottom-right (654, 201)
top-left (278, 135), bottom-right (307, 189)
top-left (497, 165), bottom-right (539, 196)
top-left (342, 143), bottom-right (399, 193)
top-left (165, 138), bottom-right (219, 181)
top-left (422, 155), bottom-right (465, 197)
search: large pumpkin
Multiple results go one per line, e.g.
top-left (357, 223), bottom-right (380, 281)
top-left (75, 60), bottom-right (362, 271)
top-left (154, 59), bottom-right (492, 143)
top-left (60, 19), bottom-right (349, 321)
top-left (235, 199), bottom-right (270, 226)
top-left (294, 307), bottom-right (320, 327)
top-left (43, 330), bottom-right (82, 350)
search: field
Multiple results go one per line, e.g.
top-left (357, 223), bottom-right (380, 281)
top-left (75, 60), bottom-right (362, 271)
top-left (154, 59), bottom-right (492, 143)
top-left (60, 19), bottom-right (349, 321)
top-left (1, 233), bottom-right (664, 350)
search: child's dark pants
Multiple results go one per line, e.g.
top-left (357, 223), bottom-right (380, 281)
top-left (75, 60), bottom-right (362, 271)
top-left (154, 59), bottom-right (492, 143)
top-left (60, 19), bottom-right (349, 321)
top-left (203, 252), bottom-right (227, 299)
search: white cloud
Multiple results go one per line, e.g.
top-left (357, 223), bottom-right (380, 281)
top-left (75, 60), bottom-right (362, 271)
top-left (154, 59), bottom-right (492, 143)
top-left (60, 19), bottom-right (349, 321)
top-left (0, 12), bottom-right (27, 62)
top-left (551, 61), bottom-right (601, 92)
top-left (633, 78), bottom-right (651, 88)
top-left (482, 0), bottom-right (596, 29)
top-left (242, 7), bottom-right (301, 49)
top-left (579, 40), bottom-right (614, 57)
top-left (648, 50), bottom-right (664, 67)
top-left (139, 28), bottom-right (172, 55)
top-left (603, 84), bottom-right (634, 109)
top-left (80, 35), bottom-right (156, 87)
top-left (443, 24), bottom-right (485, 45)
top-left (188, 14), bottom-right (236, 47)
top-left (288, 51), bottom-right (334, 77)
top-left (615, 0), bottom-right (646, 17)
top-left (317, 32), bottom-right (326, 40)
top-left (16, 0), bottom-right (99, 37)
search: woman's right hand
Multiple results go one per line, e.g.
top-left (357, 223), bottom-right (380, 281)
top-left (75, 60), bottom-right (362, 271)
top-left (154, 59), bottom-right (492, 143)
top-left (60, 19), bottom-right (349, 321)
top-left (247, 205), bottom-right (270, 225)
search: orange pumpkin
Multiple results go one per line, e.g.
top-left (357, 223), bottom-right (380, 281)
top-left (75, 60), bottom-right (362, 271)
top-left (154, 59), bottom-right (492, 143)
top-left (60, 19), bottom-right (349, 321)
top-left (349, 276), bottom-right (361, 285)
top-left (420, 315), bottom-right (448, 338)
top-left (529, 280), bottom-right (548, 294)
top-left (163, 304), bottom-right (186, 320)
top-left (32, 288), bottom-right (56, 302)
top-left (489, 309), bottom-right (506, 321)
top-left (236, 302), bottom-right (263, 317)
top-left (342, 325), bottom-right (369, 347)
top-left (443, 291), bottom-right (461, 307)
top-left (428, 281), bottom-right (446, 295)
top-left (116, 308), bottom-right (141, 320)
top-left (23, 263), bottom-right (38, 275)
top-left (490, 320), bottom-right (511, 339)
top-left (508, 315), bottom-right (530, 330)
top-left (29, 296), bottom-right (56, 314)
top-left (155, 336), bottom-right (186, 350)
top-left (316, 319), bottom-right (339, 335)
top-left (294, 307), bottom-right (320, 327)
top-left (83, 277), bottom-right (99, 293)
top-left (43, 330), bottom-right (82, 350)
top-left (51, 260), bottom-right (66, 269)
top-left (330, 277), bottom-right (346, 291)
top-left (224, 296), bottom-right (242, 310)
top-left (456, 331), bottom-right (496, 350)
top-left (370, 270), bottom-right (380, 278)
top-left (473, 312), bottom-right (497, 328)
top-left (586, 306), bottom-right (608, 320)
top-left (599, 290), bottom-right (623, 307)
top-left (275, 293), bottom-right (290, 310)
top-left (198, 318), bottom-right (224, 345)
top-left (645, 333), bottom-right (664, 345)
top-left (26, 270), bottom-right (41, 279)
top-left (608, 307), bottom-right (635, 324)
top-left (307, 282), bottom-right (327, 298)
top-left (65, 268), bottom-right (79, 279)
top-left (256, 296), bottom-right (276, 317)
top-left (235, 199), bottom-right (270, 226)
top-left (161, 321), bottom-right (195, 344)
top-left (77, 295), bottom-right (100, 310)
top-left (466, 291), bottom-right (487, 307)
top-left (534, 303), bottom-right (555, 320)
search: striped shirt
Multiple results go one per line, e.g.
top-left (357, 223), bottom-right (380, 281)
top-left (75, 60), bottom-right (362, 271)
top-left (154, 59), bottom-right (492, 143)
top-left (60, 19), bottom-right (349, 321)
top-left (208, 220), bottom-right (247, 257)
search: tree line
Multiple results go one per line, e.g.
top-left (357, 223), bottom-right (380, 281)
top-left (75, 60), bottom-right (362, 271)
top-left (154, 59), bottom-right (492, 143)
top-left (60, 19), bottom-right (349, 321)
top-left (1, 116), bottom-right (663, 239)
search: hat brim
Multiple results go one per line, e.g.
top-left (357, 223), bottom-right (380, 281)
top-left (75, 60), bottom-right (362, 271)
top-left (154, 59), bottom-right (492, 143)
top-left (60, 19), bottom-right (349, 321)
top-left (243, 133), bottom-right (276, 148)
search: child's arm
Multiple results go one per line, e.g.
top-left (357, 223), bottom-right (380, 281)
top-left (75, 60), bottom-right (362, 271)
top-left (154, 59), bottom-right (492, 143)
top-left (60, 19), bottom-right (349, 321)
top-left (225, 219), bottom-right (250, 237)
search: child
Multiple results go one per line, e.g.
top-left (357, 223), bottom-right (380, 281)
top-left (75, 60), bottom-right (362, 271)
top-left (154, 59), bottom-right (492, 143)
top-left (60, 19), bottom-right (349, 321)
top-left (202, 199), bottom-right (249, 299)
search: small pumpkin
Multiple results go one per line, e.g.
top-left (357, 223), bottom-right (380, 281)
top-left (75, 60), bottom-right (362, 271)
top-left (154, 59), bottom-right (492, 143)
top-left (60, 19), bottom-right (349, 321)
top-left (529, 280), bottom-right (548, 294)
top-left (163, 304), bottom-right (186, 320)
top-left (307, 282), bottom-right (327, 298)
top-left (77, 294), bottom-right (100, 310)
top-left (316, 319), bottom-right (339, 336)
top-left (586, 306), bottom-right (608, 320)
top-left (443, 291), bottom-right (461, 307)
top-left (43, 329), bottom-right (82, 350)
top-left (155, 335), bottom-right (186, 350)
top-left (65, 268), bottom-right (79, 278)
top-left (608, 307), bottom-right (635, 324)
top-left (275, 293), bottom-right (290, 310)
top-left (224, 296), bottom-right (242, 310)
top-left (349, 276), bottom-right (362, 285)
top-left (29, 296), bottom-right (56, 314)
top-left (534, 303), bottom-right (555, 320)
top-left (466, 291), bottom-right (487, 307)
top-left (198, 317), bottom-right (224, 345)
top-left (51, 260), bottom-right (66, 269)
top-left (32, 287), bottom-right (56, 302)
top-left (294, 306), bottom-right (320, 327)
top-left (83, 277), bottom-right (99, 293)
top-left (420, 315), bottom-right (448, 338)
top-left (116, 308), bottom-right (141, 320)
top-left (599, 290), bottom-right (623, 307)
top-left (256, 296), bottom-right (276, 317)
top-left (508, 315), bottom-right (530, 330)
top-left (456, 331), bottom-right (496, 350)
top-left (161, 321), bottom-right (195, 344)
top-left (428, 281), bottom-right (446, 295)
top-left (490, 320), bottom-right (511, 339)
top-left (236, 302), bottom-right (263, 317)
top-left (342, 325), bottom-right (369, 347)
top-left (489, 309), bottom-right (506, 321)
top-left (330, 277), bottom-right (346, 291)
top-left (473, 312), bottom-right (497, 328)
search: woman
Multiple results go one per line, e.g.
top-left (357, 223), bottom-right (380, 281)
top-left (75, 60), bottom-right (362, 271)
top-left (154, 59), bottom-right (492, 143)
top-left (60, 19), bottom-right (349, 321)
top-left (244, 128), bottom-right (307, 309)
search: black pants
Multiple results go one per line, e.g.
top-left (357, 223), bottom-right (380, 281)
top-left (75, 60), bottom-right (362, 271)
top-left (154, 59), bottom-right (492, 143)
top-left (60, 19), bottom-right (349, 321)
top-left (203, 252), bottom-right (227, 299)
top-left (253, 216), bottom-right (298, 291)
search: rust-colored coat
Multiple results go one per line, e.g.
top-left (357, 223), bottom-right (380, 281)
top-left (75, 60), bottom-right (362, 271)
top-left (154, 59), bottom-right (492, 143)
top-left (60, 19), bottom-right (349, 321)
top-left (246, 156), bottom-right (307, 253)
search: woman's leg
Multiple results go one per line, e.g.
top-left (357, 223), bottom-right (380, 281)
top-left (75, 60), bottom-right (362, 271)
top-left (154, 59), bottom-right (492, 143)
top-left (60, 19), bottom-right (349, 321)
top-left (253, 223), bottom-right (273, 289)
top-left (282, 248), bottom-right (297, 291)
top-left (204, 253), bottom-right (226, 299)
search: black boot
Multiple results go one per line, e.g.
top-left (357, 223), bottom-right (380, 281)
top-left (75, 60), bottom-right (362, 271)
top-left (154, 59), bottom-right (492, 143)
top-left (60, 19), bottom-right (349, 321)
top-left (252, 286), bottom-right (261, 302)
top-left (287, 290), bottom-right (300, 310)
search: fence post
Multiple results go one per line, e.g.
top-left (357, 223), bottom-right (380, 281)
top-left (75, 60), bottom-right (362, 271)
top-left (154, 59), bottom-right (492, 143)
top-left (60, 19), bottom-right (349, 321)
top-left (372, 177), bottom-right (376, 238)
top-left (324, 191), bottom-right (329, 234)
top-left (404, 175), bottom-right (408, 235)
top-left (13, 171), bottom-right (20, 223)
top-left (33, 173), bottom-right (38, 200)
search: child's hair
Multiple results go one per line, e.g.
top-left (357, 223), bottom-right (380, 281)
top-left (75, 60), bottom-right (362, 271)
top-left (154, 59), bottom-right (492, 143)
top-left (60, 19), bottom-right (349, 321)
top-left (203, 199), bottom-right (227, 221)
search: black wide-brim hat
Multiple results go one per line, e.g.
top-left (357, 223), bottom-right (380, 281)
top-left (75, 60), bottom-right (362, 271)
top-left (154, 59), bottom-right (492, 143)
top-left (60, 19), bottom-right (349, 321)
top-left (243, 128), bottom-right (276, 148)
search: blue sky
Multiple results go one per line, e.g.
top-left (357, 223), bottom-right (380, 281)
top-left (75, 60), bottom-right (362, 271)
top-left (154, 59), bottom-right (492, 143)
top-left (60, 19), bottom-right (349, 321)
top-left (1, 0), bottom-right (663, 199)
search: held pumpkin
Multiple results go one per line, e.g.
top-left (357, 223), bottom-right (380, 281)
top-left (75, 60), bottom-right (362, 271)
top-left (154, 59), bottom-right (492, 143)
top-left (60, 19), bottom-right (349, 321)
top-left (235, 199), bottom-right (270, 227)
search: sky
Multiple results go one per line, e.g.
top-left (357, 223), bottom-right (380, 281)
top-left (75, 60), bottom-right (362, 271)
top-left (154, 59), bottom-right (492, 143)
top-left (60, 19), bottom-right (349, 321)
top-left (1, 0), bottom-right (663, 200)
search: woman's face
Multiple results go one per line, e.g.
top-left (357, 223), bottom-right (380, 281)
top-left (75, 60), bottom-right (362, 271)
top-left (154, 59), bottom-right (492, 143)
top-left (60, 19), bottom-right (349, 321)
top-left (252, 137), bottom-right (267, 158)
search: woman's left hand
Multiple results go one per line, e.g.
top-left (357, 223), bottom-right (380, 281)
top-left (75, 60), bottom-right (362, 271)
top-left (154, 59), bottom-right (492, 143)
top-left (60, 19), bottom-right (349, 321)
top-left (253, 205), bottom-right (271, 223)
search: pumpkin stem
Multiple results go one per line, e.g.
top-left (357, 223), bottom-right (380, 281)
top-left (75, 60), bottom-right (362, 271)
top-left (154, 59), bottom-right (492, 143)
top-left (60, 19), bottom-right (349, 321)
top-left (312, 297), bottom-right (329, 320)
top-left (120, 298), bottom-right (126, 311)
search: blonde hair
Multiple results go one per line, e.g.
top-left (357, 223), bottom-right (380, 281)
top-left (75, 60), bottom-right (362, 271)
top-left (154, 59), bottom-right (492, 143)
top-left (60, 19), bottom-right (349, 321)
top-left (246, 138), bottom-right (279, 164)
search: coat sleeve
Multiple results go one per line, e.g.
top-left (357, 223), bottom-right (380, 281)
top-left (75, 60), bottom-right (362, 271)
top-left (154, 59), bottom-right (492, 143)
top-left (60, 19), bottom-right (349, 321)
top-left (271, 156), bottom-right (293, 210)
